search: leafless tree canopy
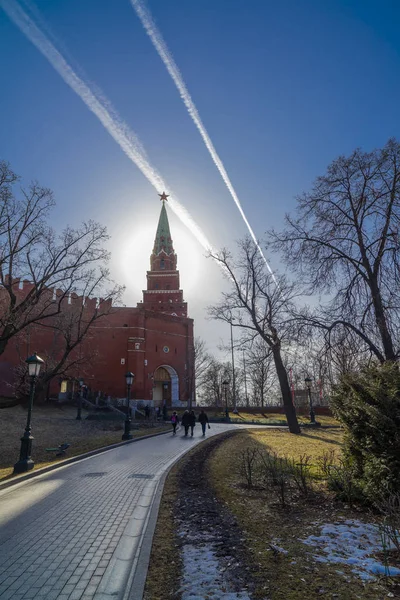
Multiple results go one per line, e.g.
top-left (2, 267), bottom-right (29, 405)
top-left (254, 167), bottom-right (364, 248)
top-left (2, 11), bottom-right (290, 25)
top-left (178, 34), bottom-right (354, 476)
top-left (0, 161), bottom-right (123, 368)
top-left (196, 357), bottom-right (231, 407)
top-left (193, 337), bottom-right (213, 391)
top-left (245, 339), bottom-right (274, 407)
top-left (208, 237), bottom-right (300, 433)
top-left (269, 138), bottom-right (400, 362)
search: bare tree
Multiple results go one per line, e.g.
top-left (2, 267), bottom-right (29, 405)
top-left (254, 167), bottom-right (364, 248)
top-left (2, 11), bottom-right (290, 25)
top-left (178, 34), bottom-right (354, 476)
top-left (208, 238), bottom-right (301, 434)
top-left (269, 139), bottom-right (400, 363)
top-left (193, 337), bottom-right (213, 393)
top-left (246, 339), bottom-right (274, 407)
top-left (0, 161), bottom-right (121, 358)
top-left (196, 357), bottom-right (230, 407)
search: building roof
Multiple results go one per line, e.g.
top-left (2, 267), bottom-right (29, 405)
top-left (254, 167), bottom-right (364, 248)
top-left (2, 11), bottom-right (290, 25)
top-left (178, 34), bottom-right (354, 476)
top-left (153, 201), bottom-right (175, 256)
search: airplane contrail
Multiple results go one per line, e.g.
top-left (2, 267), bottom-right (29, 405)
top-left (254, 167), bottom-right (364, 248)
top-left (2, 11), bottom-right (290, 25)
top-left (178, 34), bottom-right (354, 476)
top-left (0, 0), bottom-right (214, 256)
top-left (130, 0), bottom-right (277, 281)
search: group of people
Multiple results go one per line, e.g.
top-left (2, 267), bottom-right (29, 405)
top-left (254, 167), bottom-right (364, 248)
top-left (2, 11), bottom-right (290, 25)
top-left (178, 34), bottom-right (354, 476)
top-left (171, 409), bottom-right (209, 437)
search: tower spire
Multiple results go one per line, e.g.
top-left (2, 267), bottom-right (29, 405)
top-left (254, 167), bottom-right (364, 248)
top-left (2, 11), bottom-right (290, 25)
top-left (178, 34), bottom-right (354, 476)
top-left (153, 198), bottom-right (175, 258)
top-left (139, 193), bottom-right (187, 317)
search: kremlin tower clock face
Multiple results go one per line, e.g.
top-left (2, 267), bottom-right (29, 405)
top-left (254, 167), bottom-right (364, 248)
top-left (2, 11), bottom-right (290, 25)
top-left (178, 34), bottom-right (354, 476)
top-left (163, 346), bottom-right (170, 353)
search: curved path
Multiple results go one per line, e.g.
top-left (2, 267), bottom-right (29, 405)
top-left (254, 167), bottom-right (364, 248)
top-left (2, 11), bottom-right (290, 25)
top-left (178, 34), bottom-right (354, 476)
top-left (0, 424), bottom-right (255, 600)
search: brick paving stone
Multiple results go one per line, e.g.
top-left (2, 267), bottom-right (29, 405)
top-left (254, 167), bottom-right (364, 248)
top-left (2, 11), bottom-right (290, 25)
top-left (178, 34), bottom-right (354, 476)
top-left (82, 584), bottom-right (98, 597)
top-left (69, 590), bottom-right (84, 600)
top-left (0, 590), bottom-right (17, 600)
top-left (45, 591), bottom-right (63, 600)
top-left (35, 585), bottom-right (53, 597)
top-left (74, 580), bottom-right (88, 591)
top-left (22, 587), bottom-right (39, 599)
top-left (61, 583), bottom-right (75, 595)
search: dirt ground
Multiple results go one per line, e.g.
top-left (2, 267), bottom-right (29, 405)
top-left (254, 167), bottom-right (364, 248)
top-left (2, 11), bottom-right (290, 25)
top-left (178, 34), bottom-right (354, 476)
top-left (143, 432), bottom-right (256, 600)
top-left (0, 404), bottom-right (166, 479)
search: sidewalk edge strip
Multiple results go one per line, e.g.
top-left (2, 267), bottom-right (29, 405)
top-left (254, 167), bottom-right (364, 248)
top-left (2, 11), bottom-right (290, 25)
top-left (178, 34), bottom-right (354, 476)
top-left (124, 455), bottom-right (181, 600)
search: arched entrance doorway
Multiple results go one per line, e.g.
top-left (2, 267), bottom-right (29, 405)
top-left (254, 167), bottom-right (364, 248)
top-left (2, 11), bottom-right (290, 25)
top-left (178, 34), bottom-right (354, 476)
top-left (153, 365), bottom-right (179, 407)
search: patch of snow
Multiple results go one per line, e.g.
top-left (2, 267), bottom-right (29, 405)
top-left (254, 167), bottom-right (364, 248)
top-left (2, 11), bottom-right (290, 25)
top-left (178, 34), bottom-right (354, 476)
top-left (302, 519), bottom-right (400, 581)
top-left (180, 543), bottom-right (251, 599)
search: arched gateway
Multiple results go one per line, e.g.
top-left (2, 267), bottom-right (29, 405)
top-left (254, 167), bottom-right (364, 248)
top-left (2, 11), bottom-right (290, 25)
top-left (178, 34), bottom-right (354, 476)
top-left (153, 365), bottom-right (179, 407)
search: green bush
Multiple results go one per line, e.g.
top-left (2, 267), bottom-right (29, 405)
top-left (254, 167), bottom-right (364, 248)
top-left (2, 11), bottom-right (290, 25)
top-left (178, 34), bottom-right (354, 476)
top-left (331, 362), bottom-right (400, 500)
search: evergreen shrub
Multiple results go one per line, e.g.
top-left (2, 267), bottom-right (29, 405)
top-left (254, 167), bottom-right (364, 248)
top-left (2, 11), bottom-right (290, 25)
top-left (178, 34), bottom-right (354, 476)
top-left (331, 362), bottom-right (400, 500)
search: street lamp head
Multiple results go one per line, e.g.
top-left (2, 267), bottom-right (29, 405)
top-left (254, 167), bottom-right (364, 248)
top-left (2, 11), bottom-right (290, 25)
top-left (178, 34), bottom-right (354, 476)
top-left (26, 353), bottom-right (44, 378)
top-left (125, 371), bottom-right (135, 386)
top-left (304, 376), bottom-right (312, 390)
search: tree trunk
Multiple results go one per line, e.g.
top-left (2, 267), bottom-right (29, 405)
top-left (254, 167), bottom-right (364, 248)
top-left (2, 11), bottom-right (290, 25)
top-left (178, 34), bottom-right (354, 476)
top-left (370, 281), bottom-right (396, 361)
top-left (272, 347), bottom-right (301, 434)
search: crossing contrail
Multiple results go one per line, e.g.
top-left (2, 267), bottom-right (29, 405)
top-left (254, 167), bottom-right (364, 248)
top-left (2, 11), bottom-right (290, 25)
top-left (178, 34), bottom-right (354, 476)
top-left (0, 0), bottom-right (214, 256)
top-left (130, 0), bottom-right (277, 281)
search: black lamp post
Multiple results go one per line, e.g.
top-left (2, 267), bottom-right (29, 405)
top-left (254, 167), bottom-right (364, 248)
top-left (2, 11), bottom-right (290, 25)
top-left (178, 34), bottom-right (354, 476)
top-left (76, 378), bottom-right (84, 420)
top-left (222, 379), bottom-right (229, 419)
top-left (304, 376), bottom-right (315, 424)
top-left (13, 353), bottom-right (44, 475)
top-left (122, 371), bottom-right (134, 440)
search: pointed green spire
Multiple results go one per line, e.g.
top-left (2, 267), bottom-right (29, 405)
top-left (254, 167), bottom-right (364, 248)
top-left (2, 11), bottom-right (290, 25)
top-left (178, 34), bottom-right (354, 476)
top-left (153, 201), bottom-right (174, 255)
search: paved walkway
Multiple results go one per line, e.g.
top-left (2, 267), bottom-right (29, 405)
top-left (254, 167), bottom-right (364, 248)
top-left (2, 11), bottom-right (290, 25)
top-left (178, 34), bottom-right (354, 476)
top-left (0, 424), bottom-right (242, 600)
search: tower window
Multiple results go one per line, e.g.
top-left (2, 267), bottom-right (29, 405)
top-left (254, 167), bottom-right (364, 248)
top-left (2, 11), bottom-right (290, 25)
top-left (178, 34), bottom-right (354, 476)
top-left (160, 259), bottom-right (165, 269)
top-left (155, 282), bottom-right (159, 289)
top-left (166, 284), bottom-right (170, 290)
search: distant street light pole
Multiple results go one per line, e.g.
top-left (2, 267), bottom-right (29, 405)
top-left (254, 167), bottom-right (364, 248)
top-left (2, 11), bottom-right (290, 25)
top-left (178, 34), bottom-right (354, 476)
top-left (122, 372), bottom-right (135, 440)
top-left (76, 378), bottom-right (84, 420)
top-left (13, 353), bottom-right (44, 474)
top-left (304, 376), bottom-right (315, 424)
top-left (242, 349), bottom-right (249, 408)
top-left (222, 379), bottom-right (229, 419)
top-left (230, 320), bottom-right (237, 414)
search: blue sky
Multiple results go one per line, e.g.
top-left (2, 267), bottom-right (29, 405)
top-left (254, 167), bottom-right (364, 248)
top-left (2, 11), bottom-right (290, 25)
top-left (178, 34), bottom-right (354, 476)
top-left (1, 0), bottom-right (400, 356)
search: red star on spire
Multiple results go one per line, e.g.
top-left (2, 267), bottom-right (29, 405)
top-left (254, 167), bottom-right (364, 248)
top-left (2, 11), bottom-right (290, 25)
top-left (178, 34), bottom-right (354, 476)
top-left (158, 191), bottom-right (169, 202)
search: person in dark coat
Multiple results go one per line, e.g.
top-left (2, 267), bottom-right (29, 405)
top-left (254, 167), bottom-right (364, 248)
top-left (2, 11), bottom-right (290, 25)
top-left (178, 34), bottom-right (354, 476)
top-left (171, 411), bottom-right (179, 435)
top-left (198, 409), bottom-right (209, 436)
top-left (188, 410), bottom-right (196, 437)
top-left (181, 410), bottom-right (190, 436)
top-left (144, 405), bottom-right (150, 420)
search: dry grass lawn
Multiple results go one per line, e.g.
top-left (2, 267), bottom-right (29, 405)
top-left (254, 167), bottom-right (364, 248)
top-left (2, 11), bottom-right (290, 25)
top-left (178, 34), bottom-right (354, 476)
top-left (0, 404), bottom-right (167, 480)
top-left (209, 429), bottom-right (395, 599)
top-left (228, 411), bottom-right (340, 426)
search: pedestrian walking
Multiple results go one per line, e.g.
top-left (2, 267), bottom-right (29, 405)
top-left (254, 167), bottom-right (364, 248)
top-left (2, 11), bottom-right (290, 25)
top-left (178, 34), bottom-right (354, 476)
top-left (171, 411), bottom-right (179, 435)
top-left (198, 409), bottom-right (210, 436)
top-left (188, 410), bottom-right (196, 437)
top-left (162, 403), bottom-right (168, 421)
top-left (156, 406), bottom-right (161, 421)
top-left (145, 405), bottom-right (150, 420)
top-left (181, 410), bottom-right (190, 436)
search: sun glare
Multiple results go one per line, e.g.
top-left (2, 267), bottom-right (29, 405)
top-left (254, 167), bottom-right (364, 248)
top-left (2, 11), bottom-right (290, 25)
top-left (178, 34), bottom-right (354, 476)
top-left (112, 211), bottom-right (205, 306)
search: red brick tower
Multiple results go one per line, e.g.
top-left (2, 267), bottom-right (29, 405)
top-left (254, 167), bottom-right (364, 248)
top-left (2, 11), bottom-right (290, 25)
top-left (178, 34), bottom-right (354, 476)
top-left (138, 194), bottom-right (188, 318)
